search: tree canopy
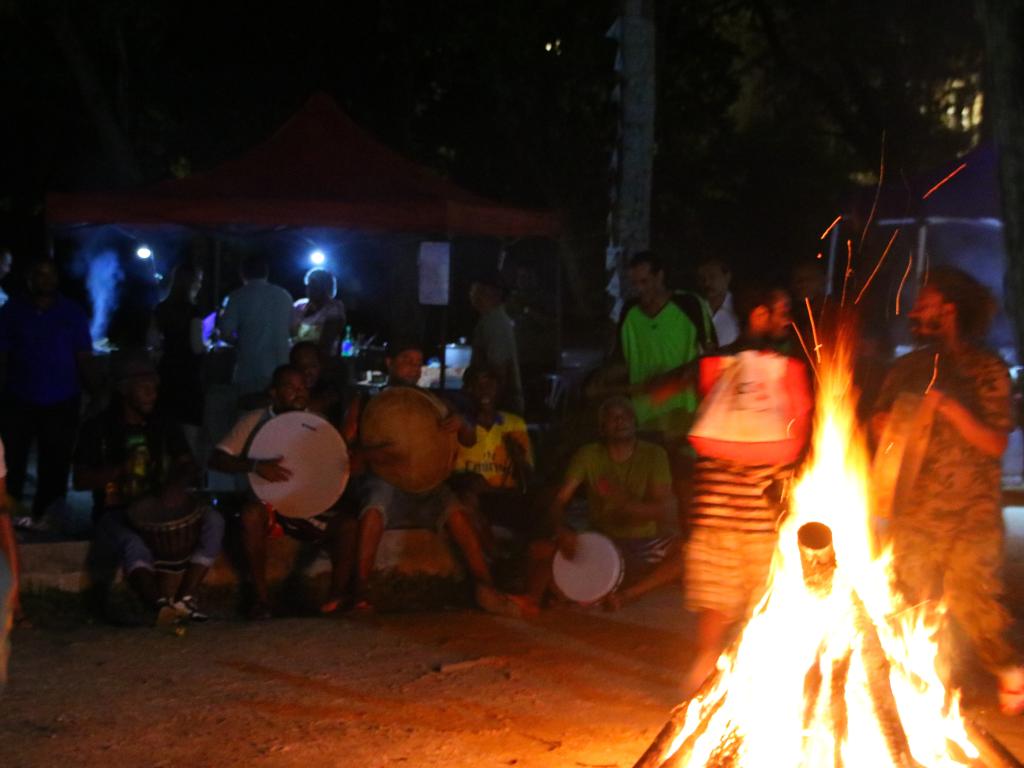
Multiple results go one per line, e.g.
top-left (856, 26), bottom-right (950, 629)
top-left (0, 0), bottom-right (988, 318)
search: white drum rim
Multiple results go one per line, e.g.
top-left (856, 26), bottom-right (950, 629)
top-left (247, 411), bottom-right (349, 519)
top-left (551, 531), bottom-right (625, 605)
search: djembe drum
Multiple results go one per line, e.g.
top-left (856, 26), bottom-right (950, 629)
top-left (552, 532), bottom-right (625, 606)
top-left (359, 386), bottom-right (458, 494)
top-left (125, 496), bottom-right (203, 573)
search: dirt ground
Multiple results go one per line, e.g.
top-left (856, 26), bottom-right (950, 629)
top-left (1, 584), bottom-right (1022, 768)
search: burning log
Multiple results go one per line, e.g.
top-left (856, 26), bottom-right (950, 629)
top-left (631, 671), bottom-right (728, 768)
top-left (849, 590), bottom-right (923, 768)
top-left (632, 519), bottom-right (1022, 767)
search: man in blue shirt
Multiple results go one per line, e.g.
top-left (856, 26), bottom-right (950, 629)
top-left (217, 253), bottom-right (293, 396)
top-left (0, 260), bottom-right (92, 523)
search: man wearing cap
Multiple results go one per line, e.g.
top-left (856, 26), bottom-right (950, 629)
top-left (74, 355), bottom-right (223, 624)
top-left (469, 273), bottom-right (525, 415)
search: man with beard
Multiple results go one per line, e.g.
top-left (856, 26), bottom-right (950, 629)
top-left (872, 267), bottom-right (1022, 715)
top-left (209, 364), bottom-right (356, 618)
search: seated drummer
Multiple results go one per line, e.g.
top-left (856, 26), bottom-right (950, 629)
top-left (449, 362), bottom-right (539, 554)
top-left (519, 396), bottom-right (680, 612)
top-left (208, 364), bottom-right (357, 619)
top-left (238, 342), bottom-right (347, 423)
top-left (352, 340), bottom-right (525, 616)
top-left (74, 355), bottom-right (224, 624)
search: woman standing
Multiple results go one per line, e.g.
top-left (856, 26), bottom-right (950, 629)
top-left (291, 267), bottom-right (346, 356)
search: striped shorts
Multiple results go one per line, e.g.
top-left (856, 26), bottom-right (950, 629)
top-left (683, 525), bottom-right (777, 620)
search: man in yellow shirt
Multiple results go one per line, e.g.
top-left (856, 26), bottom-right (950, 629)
top-left (451, 364), bottom-right (537, 553)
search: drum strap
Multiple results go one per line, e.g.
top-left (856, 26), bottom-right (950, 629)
top-left (240, 408), bottom-right (277, 460)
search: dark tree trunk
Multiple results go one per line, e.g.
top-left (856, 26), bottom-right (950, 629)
top-left (607, 0), bottom-right (656, 318)
top-left (45, 3), bottom-right (142, 186)
top-left (978, 0), bottom-right (1024, 358)
top-left (616, 0), bottom-right (656, 260)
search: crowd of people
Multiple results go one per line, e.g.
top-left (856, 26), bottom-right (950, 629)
top-left (0, 245), bottom-right (1020, 715)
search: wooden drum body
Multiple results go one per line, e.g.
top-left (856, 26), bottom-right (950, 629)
top-left (359, 386), bottom-right (458, 494)
top-left (126, 497), bottom-right (203, 573)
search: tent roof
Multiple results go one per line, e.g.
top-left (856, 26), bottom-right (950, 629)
top-left (844, 143), bottom-right (1001, 224)
top-left (47, 92), bottom-right (561, 238)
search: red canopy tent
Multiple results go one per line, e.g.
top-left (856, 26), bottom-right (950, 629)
top-left (47, 92), bottom-right (561, 238)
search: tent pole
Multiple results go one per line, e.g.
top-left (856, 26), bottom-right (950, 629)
top-left (440, 305), bottom-right (448, 390)
top-left (213, 239), bottom-right (222, 308)
top-left (556, 241), bottom-right (563, 368)
top-left (825, 226), bottom-right (841, 295)
top-left (439, 243), bottom-right (451, 390)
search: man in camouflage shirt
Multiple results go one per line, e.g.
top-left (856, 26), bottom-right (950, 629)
top-left (872, 267), bottom-right (1022, 714)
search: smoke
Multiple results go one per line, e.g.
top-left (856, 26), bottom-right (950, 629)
top-left (83, 250), bottom-right (124, 341)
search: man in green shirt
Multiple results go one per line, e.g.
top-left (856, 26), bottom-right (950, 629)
top-left (613, 251), bottom-right (716, 528)
top-left (518, 397), bottom-right (680, 612)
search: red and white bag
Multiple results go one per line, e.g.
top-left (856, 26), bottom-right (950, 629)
top-left (688, 350), bottom-right (812, 465)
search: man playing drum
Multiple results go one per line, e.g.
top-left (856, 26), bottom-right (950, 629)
top-left (350, 340), bottom-right (523, 617)
top-left (75, 356), bottom-right (224, 624)
top-left (209, 364), bottom-right (356, 619)
top-left (871, 267), bottom-right (1023, 715)
top-left (519, 396), bottom-right (680, 613)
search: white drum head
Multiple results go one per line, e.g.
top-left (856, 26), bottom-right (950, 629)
top-left (248, 411), bottom-right (349, 519)
top-left (552, 532), bottom-right (624, 605)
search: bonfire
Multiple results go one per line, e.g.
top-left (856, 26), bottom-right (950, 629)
top-left (634, 338), bottom-right (1020, 768)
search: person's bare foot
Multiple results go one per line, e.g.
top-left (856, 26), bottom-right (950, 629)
top-left (506, 594), bottom-right (541, 619)
top-left (319, 595), bottom-right (349, 615)
top-left (475, 584), bottom-right (526, 618)
top-left (602, 589), bottom-right (637, 612)
top-left (998, 666), bottom-right (1024, 716)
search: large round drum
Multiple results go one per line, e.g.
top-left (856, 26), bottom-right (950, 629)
top-left (870, 392), bottom-right (936, 521)
top-left (552, 532), bottom-right (625, 605)
top-left (359, 386), bottom-right (458, 494)
top-left (248, 411), bottom-right (349, 519)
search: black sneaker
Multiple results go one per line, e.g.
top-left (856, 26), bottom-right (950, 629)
top-left (172, 595), bottom-right (209, 623)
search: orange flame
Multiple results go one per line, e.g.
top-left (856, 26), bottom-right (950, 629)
top-left (657, 336), bottom-right (979, 767)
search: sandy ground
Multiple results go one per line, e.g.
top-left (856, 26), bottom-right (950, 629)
top-left (1, 584), bottom-right (1022, 768)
